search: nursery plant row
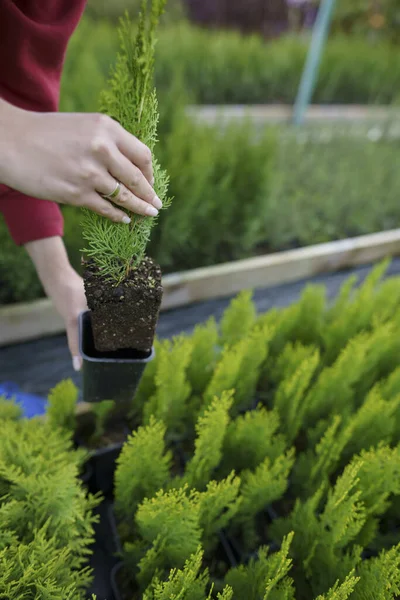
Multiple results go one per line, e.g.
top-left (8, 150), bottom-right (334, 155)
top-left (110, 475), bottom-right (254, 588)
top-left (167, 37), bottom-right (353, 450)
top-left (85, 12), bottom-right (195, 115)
top-left (61, 17), bottom-right (400, 110)
top-left (3, 261), bottom-right (400, 598)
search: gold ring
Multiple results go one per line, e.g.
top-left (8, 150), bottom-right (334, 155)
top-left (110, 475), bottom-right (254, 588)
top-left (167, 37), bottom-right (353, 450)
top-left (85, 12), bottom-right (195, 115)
top-left (102, 180), bottom-right (121, 200)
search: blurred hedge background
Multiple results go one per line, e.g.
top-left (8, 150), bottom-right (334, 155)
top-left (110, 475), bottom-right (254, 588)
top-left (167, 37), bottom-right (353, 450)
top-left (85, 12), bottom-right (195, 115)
top-left (1, 0), bottom-right (400, 304)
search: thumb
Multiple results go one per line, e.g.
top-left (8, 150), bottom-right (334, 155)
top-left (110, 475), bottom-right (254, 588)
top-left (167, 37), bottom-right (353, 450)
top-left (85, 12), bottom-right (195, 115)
top-left (66, 316), bottom-right (83, 372)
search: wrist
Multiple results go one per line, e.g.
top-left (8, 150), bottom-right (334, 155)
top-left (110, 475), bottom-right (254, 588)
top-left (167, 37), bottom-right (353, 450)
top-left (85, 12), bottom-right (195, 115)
top-left (0, 100), bottom-right (22, 185)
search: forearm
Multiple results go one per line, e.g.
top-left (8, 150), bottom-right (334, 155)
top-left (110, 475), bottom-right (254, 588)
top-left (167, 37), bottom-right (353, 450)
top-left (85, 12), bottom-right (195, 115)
top-left (25, 236), bottom-right (88, 369)
top-left (25, 236), bottom-right (74, 297)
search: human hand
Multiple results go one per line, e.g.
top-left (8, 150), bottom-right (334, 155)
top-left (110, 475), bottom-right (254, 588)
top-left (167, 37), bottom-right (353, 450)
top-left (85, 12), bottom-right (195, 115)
top-left (0, 99), bottom-right (162, 224)
top-left (25, 237), bottom-right (87, 371)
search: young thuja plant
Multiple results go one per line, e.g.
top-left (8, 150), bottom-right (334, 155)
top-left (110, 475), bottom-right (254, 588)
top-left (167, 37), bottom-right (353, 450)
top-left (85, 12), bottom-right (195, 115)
top-left (47, 379), bottom-right (78, 434)
top-left (0, 396), bottom-right (22, 421)
top-left (0, 419), bottom-right (100, 599)
top-left (89, 400), bottom-right (116, 445)
top-left (82, 0), bottom-right (171, 353)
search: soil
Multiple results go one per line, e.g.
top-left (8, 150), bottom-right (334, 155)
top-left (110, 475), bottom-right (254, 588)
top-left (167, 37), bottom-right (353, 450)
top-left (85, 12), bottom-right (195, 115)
top-left (83, 257), bottom-right (163, 353)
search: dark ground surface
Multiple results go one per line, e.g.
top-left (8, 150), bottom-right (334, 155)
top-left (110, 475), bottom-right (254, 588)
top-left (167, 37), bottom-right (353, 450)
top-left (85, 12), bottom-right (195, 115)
top-left (2, 259), bottom-right (400, 398)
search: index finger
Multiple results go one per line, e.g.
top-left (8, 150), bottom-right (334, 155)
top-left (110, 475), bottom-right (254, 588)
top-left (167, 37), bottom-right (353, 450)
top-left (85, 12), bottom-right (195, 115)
top-left (115, 124), bottom-right (154, 185)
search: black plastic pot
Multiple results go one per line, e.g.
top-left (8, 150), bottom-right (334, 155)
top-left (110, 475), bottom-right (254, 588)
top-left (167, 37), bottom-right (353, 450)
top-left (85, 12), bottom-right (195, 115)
top-left (110, 562), bottom-right (124, 600)
top-left (87, 435), bottom-right (129, 498)
top-left (79, 311), bottom-right (155, 404)
top-left (86, 499), bottom-right (121, 600)
top-left (108, 503), bottom-right (123, 555)
top-left (80, 460), bottom-right (94, 487)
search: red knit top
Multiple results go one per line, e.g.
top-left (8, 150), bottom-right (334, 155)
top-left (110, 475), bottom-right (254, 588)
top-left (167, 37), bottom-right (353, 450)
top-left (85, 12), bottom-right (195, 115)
top-left (0, 0), bottom-right (86, 245)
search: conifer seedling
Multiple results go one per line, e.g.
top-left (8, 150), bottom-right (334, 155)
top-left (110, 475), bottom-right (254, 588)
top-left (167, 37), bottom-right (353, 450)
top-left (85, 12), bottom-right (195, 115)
top-left (82, 0), bottom-right (171, 353)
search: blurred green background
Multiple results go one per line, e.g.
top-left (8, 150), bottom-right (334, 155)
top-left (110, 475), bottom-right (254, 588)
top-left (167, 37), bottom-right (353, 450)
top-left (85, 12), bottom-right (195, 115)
top-left (1, 0), bottom-right (400, 304)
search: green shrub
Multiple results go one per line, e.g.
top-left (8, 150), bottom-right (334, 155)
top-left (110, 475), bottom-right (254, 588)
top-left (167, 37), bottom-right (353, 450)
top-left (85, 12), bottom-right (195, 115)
top-left (265, 135), bottom-right (400, 252)
top-left (110, 261), bottom-right (400, 598)
top-left (0, 419), bottom-right (100, 598)
top-left (61, 17), bottom-right (400, 107)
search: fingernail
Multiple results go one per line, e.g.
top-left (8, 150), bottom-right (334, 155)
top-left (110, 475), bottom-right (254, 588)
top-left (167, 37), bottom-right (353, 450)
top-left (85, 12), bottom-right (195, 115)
top-left (73, 356), bottom-right (82, 372)
top-left (152, 196), bottom-right (163, 210)
top-left (146, 205), bottom-right (159, 217)
top-left (122, 215), bottom-right (131, 224)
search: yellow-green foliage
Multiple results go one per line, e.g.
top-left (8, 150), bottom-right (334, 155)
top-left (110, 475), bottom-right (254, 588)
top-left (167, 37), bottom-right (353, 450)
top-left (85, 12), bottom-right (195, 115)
top-left (225, 533), bottom-right (295, 600)
top-left (184, 391), bottom-right (233, 490)
top-left (304, 334), bottom-right (369, 425)
top-left (135, 486), bottom-right (201, 587)
top-left (0, 396), bottom-right (22, 421)
top-left (142, 547), bottom-right (233, 600)
top-left (133, 338), bottom-right (164, 418)
top-left (274, 348), bottom-right (320, 443)
top-left (220, 290), bottom-right (257, 347)
top-left (90, 399), bottom-right (115, 442)
top-left (238, 451), bottom-right (295, 538)
top-left (203, 340), bottom-right (246, 409)
top-left (0, 419), bottom-right (99, 599)
top-left (143, 336), bottom-right (193, 436)
top-left (196, 474), bottom-right (241, 553)
top-left (187, 319), bottom-right (219, 396)
top-left (234, 324), bottom-right (273, 414)
top-left (47, 379), bottom-right (78, 433)
top-left (352, 545), bottom-right (400, 600)
top-left (221, 406), bottom-right (286, 475)
top-left (114, 417), bottom-right (172, 519)
top-left (323, 260), bottom-right (393, 364)
top-left (314, 574), bottom-right (359, 600)
top-left (9, 262), bottom-right (400, 598)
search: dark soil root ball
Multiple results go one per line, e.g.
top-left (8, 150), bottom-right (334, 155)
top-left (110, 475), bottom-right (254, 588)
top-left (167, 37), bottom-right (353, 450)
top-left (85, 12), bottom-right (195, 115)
top-left (83, 257), bottom-right (163, 353)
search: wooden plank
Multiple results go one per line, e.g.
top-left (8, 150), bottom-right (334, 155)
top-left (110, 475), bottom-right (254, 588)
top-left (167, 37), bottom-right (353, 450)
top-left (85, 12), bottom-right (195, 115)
top-left (187, 104), bottom-right (400, 125)
top-left (2, 229), bottom-right (400, 346)
top-left (0, 298), bottom-right (63, 347)
top-left (161, 229), bottom-right (400, 309)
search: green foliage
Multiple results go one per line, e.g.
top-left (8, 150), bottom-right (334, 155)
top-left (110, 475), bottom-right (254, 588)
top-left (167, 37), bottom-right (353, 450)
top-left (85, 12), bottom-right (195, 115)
top-left (132, 338), bottom-right (164, 418)
top-left (220, 290), bottom-right (257, 347)
top-left (238, 451), bottom-right (295, 548)
top-left (114, 417), bottom-right (172, 519)
top-left (196, 474), bottom-right (242, 553)
top-left (234, 324), bottom-right (273, 414)
top-left (82, 3), bottom-right (171, 282)
top-left (352, 545), bottom-right (400, 600)
top-left (304, 334), bottom-right (369, 426)
top-left (0, 218), bottom-right (43, 304)
top-left (184, 392), bottom-right (233, 490)
top-left (143, 336), bottom-right (193, 437)
top-left (187, 319), bottom-right (219, 396)
top-left (142, 547), bottom-right (209, 600)
top-left (314, 573), bottom-right (360, 600)
top-left (221, 406), bottom-right (286, 475)
top-left (0, 419), bottom-right (99, 599)
top-left (90, 399), bottom-right (116, 443)
top-left (274, 348), bottom-right (320, 443)
top-left (142, 547), bottom-right (233, 600)
top-left (225, 533), bottom-right (294, 600)
top-left (203, 342), bottom-right (245, 409)
top-left (135, 486), bottom-right (201, 587)
top-left (323, 261), bottom-right (390, 364)
top-left (0, 397), bottom-right (22, 421)
top-left (62, 18), bottom-right (400, 109)
top-left (47, 379), bottom-right (78, 433)
top-left (0, 528), bottom-right (91, 600)
top-left (9, 265), bottom-right (400, 597)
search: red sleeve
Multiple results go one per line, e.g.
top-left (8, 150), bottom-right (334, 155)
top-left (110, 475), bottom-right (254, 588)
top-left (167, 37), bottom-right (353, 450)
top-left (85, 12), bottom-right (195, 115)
top-left (0, 0), bottom-right (86, 245)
